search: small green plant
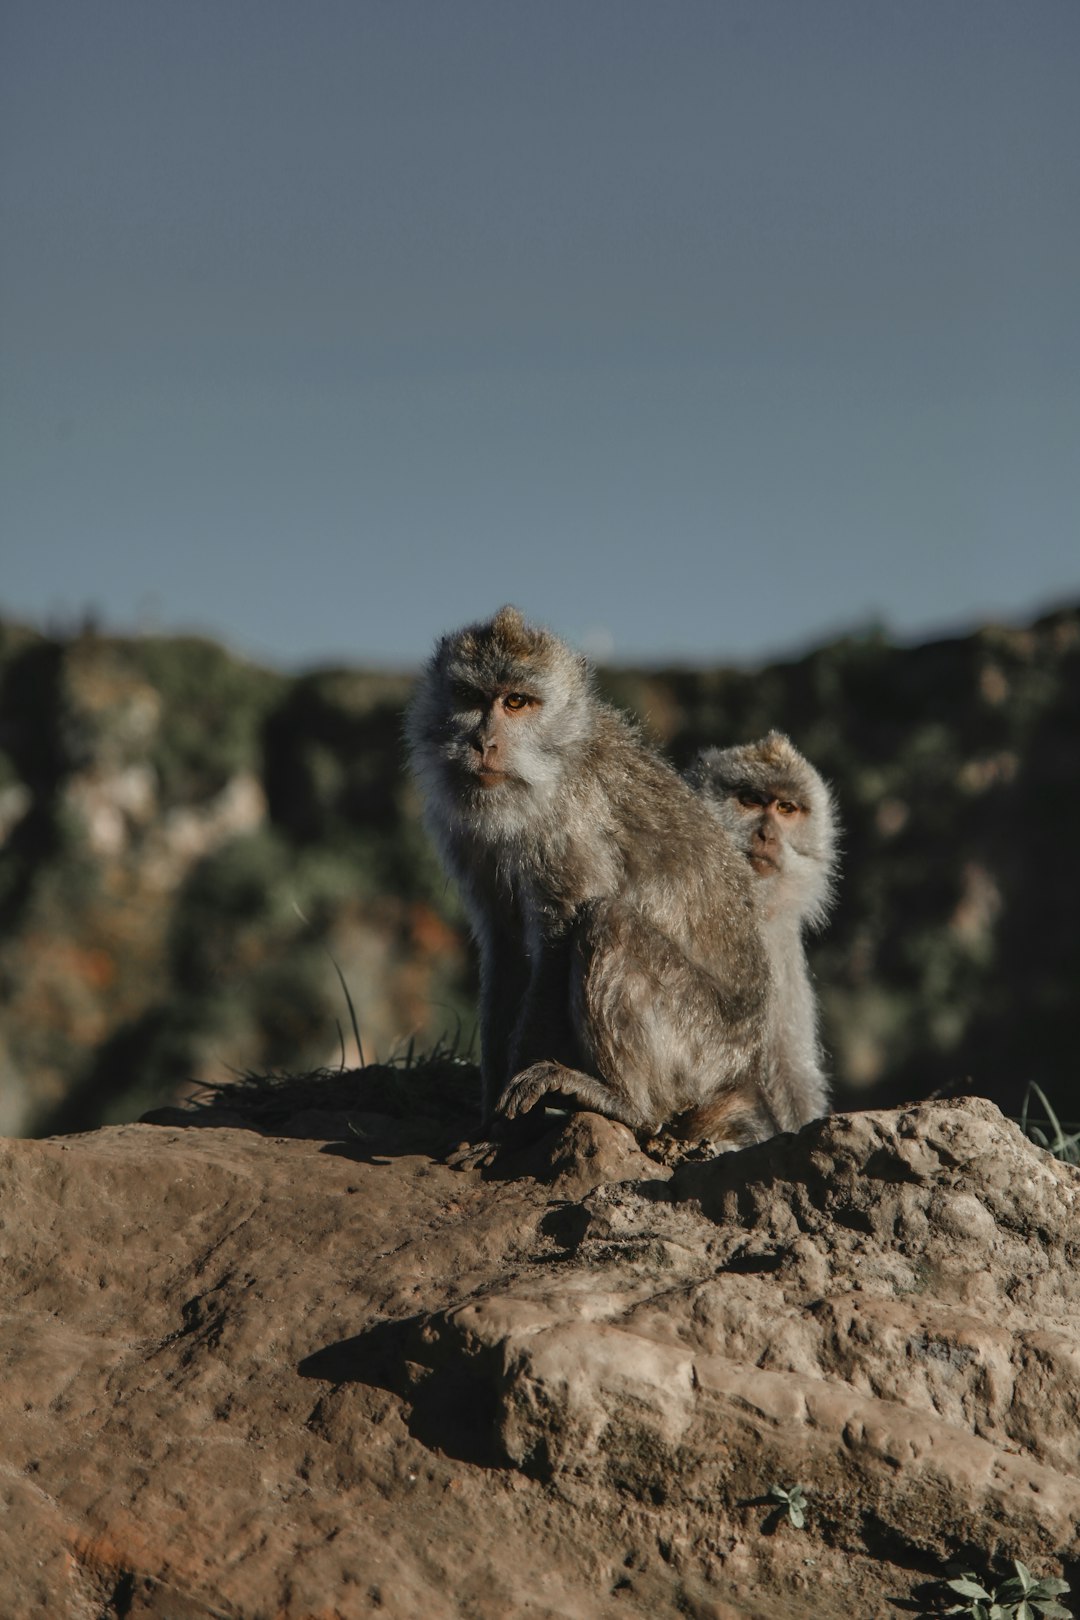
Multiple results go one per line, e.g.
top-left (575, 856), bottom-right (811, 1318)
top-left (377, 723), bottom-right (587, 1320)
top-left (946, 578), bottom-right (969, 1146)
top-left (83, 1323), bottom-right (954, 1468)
top-left (1018, 1082), bottom-right (1080, 1166)
top-left (935, 1558), bottom-right (1071, 1619)
top-left (767, 1482), bottom-right (807, 1529)
top-left (326, 948), bottom-right (367, 1069)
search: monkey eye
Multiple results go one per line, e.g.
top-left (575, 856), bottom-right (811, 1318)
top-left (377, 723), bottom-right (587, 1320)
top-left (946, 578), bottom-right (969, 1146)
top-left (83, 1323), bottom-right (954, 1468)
top-left (502, 692), bottom-right (535, 713)
top-left (736, 791), bottom-right (767, 810)
top-left (775, 800), bottom-right (801, 816)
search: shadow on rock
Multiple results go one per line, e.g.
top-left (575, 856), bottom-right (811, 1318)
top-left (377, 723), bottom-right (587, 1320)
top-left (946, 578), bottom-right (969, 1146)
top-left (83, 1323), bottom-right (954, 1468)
top-left (299, 1316), bottom-right (506, 1470)
top-left (141, 1057), bottom-right (484, 1167)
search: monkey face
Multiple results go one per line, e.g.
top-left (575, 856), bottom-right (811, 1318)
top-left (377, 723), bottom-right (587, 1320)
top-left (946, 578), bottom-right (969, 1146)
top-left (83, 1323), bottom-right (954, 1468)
top-left (446, 682), bottom-right (545, 792)
top-left (687, 733), bottom-right (839, 931)
top-left (731, 790), bottom-right (808, 878)
top-left (719, 787), bottom-right (830, 927)
top-left (473, 690), bottom-right (541, 789)
top-left (407, 608), bottom-right (596, 823)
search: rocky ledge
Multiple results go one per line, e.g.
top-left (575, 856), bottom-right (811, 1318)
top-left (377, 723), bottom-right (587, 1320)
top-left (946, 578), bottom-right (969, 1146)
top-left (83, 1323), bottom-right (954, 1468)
top-left (0, 1079), bottom-right (1077, 1618)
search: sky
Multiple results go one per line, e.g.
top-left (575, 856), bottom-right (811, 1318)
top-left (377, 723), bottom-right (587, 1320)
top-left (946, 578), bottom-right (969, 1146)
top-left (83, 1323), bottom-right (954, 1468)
top-left (2, 0), bottom-right (1078, 671)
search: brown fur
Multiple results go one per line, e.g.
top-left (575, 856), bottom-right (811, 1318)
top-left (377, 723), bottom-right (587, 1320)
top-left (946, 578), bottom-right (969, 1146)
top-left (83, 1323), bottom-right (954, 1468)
top-left (687, 731), bottom-right (839, 1129)
top-left (407, 607), bottom-right (775, 1144)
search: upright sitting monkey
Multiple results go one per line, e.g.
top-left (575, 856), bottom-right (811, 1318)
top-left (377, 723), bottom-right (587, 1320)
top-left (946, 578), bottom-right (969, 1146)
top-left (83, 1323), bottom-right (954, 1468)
top-left (687, 731), bottom-right (839, 1129)
top-left (407, 606), bottom-right (780, 1146)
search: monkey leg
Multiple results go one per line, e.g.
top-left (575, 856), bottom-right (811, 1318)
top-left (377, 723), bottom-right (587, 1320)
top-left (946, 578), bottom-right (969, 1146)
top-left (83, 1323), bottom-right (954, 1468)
top-left (569, 898), bottom-right (773, 1142)
top-left (670, 1089), bottom-right (775, 1146)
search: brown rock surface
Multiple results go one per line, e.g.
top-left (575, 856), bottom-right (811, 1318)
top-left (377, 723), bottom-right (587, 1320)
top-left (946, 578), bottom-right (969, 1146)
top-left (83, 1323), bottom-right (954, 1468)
top-left (0, 1088), bottom-right (1078, 1618)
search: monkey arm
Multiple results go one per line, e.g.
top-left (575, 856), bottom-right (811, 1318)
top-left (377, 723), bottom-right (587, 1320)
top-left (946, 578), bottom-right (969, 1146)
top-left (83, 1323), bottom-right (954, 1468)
top-left (496, 918), bottom-right (613, 1127)
top-left (506, 925), bottom-right (580, 1080)
top-left (477, 927), bottom-right (532, 1117)
top-left (760, 925), bottom-right (829, 1128)
top-left (456, 857), bottom-right (532, 1118)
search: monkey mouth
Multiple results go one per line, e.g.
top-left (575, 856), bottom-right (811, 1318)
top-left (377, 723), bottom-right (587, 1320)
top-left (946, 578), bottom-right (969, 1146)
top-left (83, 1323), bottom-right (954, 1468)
top-left (454, 758), bottom-right (515, 790)
top-left (749, 853), bottom-right (778, 876)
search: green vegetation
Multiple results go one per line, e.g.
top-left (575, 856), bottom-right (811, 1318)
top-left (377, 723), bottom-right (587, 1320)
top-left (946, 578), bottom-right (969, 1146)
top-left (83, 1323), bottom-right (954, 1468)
top-left (767, 1482), bottom-right (807, 1529)
top-left (124, 635), bottom-right (284, 801)
top-left (1017, 1083), bottom-right (1080, 1166)
top-left (924, 1559), bottom-right (1071, 1619)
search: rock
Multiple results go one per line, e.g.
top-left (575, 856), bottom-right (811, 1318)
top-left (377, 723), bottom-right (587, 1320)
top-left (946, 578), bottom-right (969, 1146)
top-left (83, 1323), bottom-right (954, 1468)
top-left (0, 1093), bottom-right (1077, 1617)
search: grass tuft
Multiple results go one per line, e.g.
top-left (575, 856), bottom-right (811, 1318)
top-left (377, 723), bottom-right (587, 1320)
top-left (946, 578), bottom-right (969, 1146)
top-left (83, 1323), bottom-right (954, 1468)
top-left (1017, 1082), bottom-right (1080, 1165)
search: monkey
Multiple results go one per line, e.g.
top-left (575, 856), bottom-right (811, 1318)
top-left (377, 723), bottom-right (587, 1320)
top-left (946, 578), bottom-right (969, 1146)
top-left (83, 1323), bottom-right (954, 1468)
top-left (685, 732), bottom-right (839, 1130)
top-left (406, 606), bottom-right (778, 1147)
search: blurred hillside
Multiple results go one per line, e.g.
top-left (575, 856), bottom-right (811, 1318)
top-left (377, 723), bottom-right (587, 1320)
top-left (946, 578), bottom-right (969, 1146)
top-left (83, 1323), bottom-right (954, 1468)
top-left (0, 605), bottom-right (1076, 1138)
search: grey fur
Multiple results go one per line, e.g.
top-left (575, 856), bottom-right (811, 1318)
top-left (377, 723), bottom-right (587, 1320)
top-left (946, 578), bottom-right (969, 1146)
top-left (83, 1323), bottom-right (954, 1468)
top-left (687, 731), bottom-right (839, 1129)
top-left (407, 606), bottom-right (775, 1143)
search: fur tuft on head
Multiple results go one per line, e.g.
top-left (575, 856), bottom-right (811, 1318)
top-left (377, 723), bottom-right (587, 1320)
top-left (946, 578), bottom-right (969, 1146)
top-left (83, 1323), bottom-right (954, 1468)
top-left (692, 731), bottom-right (813, 804)
top-left (433, 605), bottom-right (588, 701)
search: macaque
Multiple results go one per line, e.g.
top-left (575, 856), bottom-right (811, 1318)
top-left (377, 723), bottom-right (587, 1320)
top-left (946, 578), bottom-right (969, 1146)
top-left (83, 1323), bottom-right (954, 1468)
top-left (407, 607), bottom-right (777, 1145)
top-left (687, 732), bottom-right (839, 1128)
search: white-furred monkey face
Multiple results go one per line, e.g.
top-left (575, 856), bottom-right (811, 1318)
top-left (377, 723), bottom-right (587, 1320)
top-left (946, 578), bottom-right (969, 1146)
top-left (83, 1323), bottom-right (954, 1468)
top-left (728, 785), bottom-right (812, 879)
top-left (688, 731), bottom-right (839, 930)
top-left (407, 606), bottom-right (595, 827)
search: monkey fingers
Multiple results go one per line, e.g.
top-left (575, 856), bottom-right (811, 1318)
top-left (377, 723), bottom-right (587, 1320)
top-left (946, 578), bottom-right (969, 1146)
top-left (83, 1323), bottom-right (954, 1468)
top-left (497, 1061), bottom-right (643, 1127)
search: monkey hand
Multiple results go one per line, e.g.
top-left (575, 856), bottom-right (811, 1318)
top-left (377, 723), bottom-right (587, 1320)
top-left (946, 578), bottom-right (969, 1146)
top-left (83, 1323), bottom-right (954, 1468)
top-left (496, 1060), bottom-right (570, 1120)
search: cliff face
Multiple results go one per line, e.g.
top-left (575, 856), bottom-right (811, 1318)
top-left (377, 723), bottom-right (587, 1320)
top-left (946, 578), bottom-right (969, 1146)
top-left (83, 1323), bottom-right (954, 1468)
top-left (0, 1080), bottom-right (1077, 1618)
top-left (0, 624), bottom-right (467, 1136)
top-left (0, 603), bottom-right (1077, 1136)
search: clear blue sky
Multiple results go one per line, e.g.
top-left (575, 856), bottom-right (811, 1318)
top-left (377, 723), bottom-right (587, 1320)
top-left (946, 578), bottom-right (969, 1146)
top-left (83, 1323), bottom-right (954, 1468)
top-left (2, 0), bottom-right (1077, 670)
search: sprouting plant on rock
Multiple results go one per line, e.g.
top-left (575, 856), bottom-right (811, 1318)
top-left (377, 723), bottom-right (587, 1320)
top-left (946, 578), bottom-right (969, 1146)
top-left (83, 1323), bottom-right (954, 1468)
top-left (767, 1483), bottom-right (807, 1529)
top-left (930, 1557), bottom-right (1071, 1619)
top-left (1018, 1082), bottom-right (1080, 1166)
